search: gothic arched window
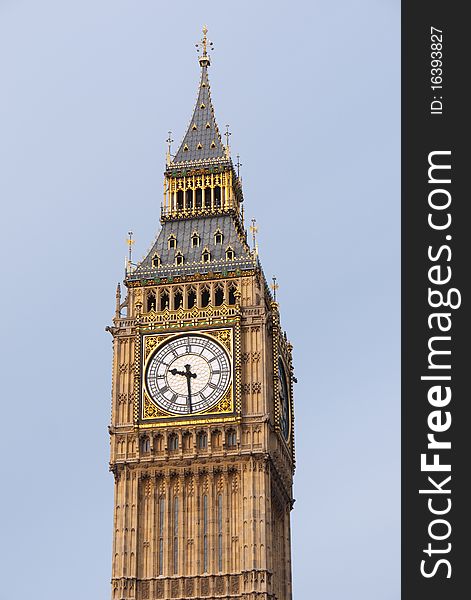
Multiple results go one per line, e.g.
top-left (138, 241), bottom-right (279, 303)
top-left (141, 437), bottom-right (150, 453)
top-left (174, 288), bottom-right (183, 310)
top-left (152, 254), bottom-right (160, 268)
top-left (197, 431), bottom-right (208, 449)
top-left (176, 189), bottom-right (184, 210)
top-left (202, 249), bottom-right (211, 263)
top-left (175, 252), bottom-right (184, 266)
top-left (168, 434), bottom-right (179, 452)
top-left (155, 434), bottom-right (164, 453)
top-left (147, 290), bottom-right (156, 312)
top-left (211, 430), bottom-right (222, 448)
top-left (226, 429), bottom-right (237, 448)
top-left (201, 286), bottom-right (210, 308)
top-left (160, 289), bottom-right (169, 311)
top-left (187, 287), bottom-right (197, 309)
top-left (214, 230), bottom-right (223, 245)
top-left (195, 188), bottom-right (202, 209)
top-left (168, 235), bottom-right (177, 249)
top-left (191, 232), bottom-right (200, 247)
top-left (225, 247), bottom-right (234, 260)
top-left (182, 432), bottom-right (192, 451)
top-left (214, 186), bottom-right (221, 208)
top-left (204, 187), bottom-right (211, 208)
top-left (215, 285), bottom-right (224, 306)
top-left (186, 189), bottom-right (193, 209)
top-left (228, 283), bottom-right (237, 305)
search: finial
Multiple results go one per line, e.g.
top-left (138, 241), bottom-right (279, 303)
top-left (225, 124), bottom-right (231, 157)
top-left (249, 217), bottom-right (258, 254)
top-left (166, 131), bottom-right (174, 166)
top-left (126, 231), bottom-right (135, 276)
top-left (271, 276), bottom-right (279, 301)
top-left (196, 25), bottom-right (213, 67)
top-left (115, 283), bottom-right (121, 319)
top-left (236, 154), bottom-right (242, 178)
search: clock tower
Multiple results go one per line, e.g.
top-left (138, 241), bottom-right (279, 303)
top-left (107, 27), bottom-right (295, 600)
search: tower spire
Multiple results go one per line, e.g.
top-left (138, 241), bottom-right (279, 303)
top-left (171, 26), bottom-right (225, 166)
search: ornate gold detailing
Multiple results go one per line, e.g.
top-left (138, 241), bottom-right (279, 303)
top-left (143, 392), bottom-right (171, 419)
top-left (144, 333), bottom-right (171, 359)
top-left (138, 302), bottom-right (238, 332)
top-left (162, 168), bottom-right (243, 220)
top-left (201, 387), bottom-right (232, 414)
top-left (209, 327), bottom-right (232, 351)
top-left (126, 268), bottom-right (255, 289)
top-left (139, 415), bottom-right (238, 429)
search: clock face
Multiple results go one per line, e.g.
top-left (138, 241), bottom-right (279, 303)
top-left (145, 334), bottom-right (231, 415)
top-left (278, 358), bottom-right (290, 441)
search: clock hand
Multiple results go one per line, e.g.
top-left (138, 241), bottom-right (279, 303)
top-left (169, 364), bottom-right (197, 413)
top-left (170, 368), bottom-right (186, 376)
top-left (184, 364), bottom-right (197, 414)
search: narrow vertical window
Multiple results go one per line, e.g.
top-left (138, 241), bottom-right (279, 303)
top-left (214, 186), bottom-right (221, 208)
top-left (173, 496), bottom-right (179, 574)
top-left (159, 497), bottom-right (165, 575)
top-left (201, 286), bottom-right (210, 308)
top-left (203, 494), bottom-right (208, 573)
top-left (147, 290), bottom-right (156, 312)
top-left (174, 289), bottom-right (183, 310)
top-left (187, 287), bottom-right (197, 309)
top-left (177, 189), bottom-right (184, 210)
top-left (160, 290), bottom-right (169, 311)
top-left (228, 283), bottom-right (237, 305)
top-left (215, 285), bottom-right (224, 306)
top-left (217, 493), bottom-right (223, 572)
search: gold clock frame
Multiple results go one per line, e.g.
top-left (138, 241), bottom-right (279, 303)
top-left (135, 324), bottom-right (242, 428)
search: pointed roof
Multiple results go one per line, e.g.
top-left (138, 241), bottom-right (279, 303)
top-left (172, 65), bottom-right (226, 165)
top-left (171, 27), bottom-right (228, 167)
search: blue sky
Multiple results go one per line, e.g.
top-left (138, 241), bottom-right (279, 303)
top-left (0, 1), bottom-right (400, 598)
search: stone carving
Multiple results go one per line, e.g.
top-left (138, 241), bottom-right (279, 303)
top-left (155, 580), bottom-right (164, 598)
top-left (201, 578), bottom-right (209, 596)
top-left (230, 575), bottom-right (239, 593)
top-left (215, 576), bottom-right (224, 595)
top-left (185, 578), bottom-right (194, 597)
top-left (140, 581), bottom-right (149, 599)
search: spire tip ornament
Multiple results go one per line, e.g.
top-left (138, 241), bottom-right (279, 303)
top-left (250, 218), bottom-right (258, 256)
top-left (166, 131), bottom-right (174, 166)
top-left (271, 276), bottom-right (279, 301)
top-left (126, 231), bottom-right (135, 276)
top-left (196, 25), bottom-right (213, 67)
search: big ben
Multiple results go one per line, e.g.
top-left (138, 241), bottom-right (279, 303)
top-left (107, 27), bottom-right (295, 600)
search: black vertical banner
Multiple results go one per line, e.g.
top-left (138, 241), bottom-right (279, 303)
top-left (403, 3), bottom-right (470, 599)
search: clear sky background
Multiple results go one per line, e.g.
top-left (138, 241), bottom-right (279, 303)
top-left (0, 1), bottom-right (400, 598)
